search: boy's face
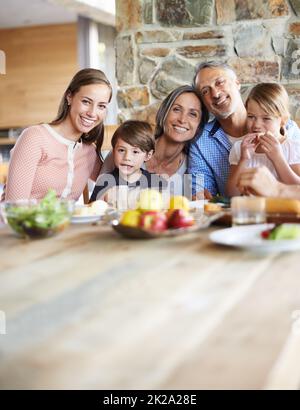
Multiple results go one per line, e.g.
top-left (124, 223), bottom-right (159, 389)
top-left (246, 99), bottom-right (282, 138)
top-left (113, 138), bottom-right (153, 177)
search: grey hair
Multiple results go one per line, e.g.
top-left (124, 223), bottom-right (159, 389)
top-left (192, 61), bottom-right (237, 88)
top-left (154, 85), bottom-right (209, 148)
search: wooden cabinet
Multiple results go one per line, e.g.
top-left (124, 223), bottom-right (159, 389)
top-left (0, 138), bottom-right (13, 183)
top-left (0, 23), bottom-right (78, 129)
top-left (0, 138), bottom-right (16, 147)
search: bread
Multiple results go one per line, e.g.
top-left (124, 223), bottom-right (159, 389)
top-left (73, 200), bottom-right (108, 217)
top-left (89, 200), bottom-right (108, 214)
top-left (266, 198), bottom-right (300, 214)
top-left (204, 203), bottom-right (222, 213)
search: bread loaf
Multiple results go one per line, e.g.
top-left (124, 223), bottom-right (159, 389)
top-left (204, 203), bottom-right (222, 213)
top-left (266, 198), bottom-right (300, 214)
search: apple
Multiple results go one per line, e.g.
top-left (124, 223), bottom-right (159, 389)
top-left (167, 209), bottom-right (194, 229)
top-left (169, 195), bottom-right (190, 211)
top-left (139, 211), bottom-right (167, 232)
top-left (137, 189), bottom-right (163, 211)
top-left (120, 210), bottom-right (141, 228)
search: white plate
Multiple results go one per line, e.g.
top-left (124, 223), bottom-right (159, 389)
top-left (190, 200), bottom-right (204, 209)
top-left (190, 200), bottom-right (226, 209)
top-left (209, 223), bottom-right (300, 253)
top-left (71, 215), bottom-right (102, 224)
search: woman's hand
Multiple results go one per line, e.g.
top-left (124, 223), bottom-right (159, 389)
top-left (259, 131), bottom-right (284, 163)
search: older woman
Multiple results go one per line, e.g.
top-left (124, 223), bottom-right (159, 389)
top-left (101, 85), bottom-right (208, 196)
top-left (5, 68), bottom-right (112, 201)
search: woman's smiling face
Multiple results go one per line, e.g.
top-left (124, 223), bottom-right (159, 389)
top-left (67, 83), bottom-right (111, 136)
top-left (163, 92), bottom-right (202, 143)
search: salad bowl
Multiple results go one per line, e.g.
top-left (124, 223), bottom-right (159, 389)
top-left (1, 191), bottom-right (74, 239)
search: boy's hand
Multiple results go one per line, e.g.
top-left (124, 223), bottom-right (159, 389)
top-left (259, 131), bottom-right (284, 162)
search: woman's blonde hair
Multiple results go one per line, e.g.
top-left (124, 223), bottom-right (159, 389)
top-left (51, 68), bottom-right (112, 153)
top-left (245, 83), bottom-right (290, 122)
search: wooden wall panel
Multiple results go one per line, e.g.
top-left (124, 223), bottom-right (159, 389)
top-left (0, 23), bottom-right (78, 128)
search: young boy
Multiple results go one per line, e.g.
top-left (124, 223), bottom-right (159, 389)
top-left (90, 120), bottom-right (165, 206)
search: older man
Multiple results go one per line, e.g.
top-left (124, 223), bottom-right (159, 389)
top-left (188, 61), bottom-right (300, 197)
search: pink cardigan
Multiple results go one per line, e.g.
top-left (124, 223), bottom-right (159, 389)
top-left (5, 124), bottom-right (101, 201)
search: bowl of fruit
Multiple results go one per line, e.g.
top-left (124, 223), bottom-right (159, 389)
top-left (1, 190), bottom-right (74, 239)
top-left (111, 189), bottom-right (220, 239)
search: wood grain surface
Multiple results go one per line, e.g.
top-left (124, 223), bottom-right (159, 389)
top-left (0, 24), bottom-right (77, 129)
top-left (0, 223), bottom-right (300, 389)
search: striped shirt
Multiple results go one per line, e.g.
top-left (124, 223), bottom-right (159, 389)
top-left (5, 124), bottom-right (101, 201)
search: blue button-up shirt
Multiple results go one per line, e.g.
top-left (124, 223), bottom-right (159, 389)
top-left (188, 119), bottom-right (300, 196)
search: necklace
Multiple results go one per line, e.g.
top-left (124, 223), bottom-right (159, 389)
top-left (149, 151), bottom-right (185, 177)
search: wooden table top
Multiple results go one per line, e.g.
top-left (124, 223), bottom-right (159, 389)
top-left (0, 222), bottom-right (300, 390)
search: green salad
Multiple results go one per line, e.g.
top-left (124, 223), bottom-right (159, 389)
top-left (5, 190), bottom-right (72, 238)
top-left (209, 194), bottom-right (231, 207)
top-left (261, 224), bottom-right (300, 240)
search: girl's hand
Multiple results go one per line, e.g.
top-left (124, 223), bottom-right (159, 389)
top-left (240, 133), bottom-right (260, 161)
top-left (259, 131), bottom-right (284, 162)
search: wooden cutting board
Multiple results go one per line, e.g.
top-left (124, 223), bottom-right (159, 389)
top-left (210, 210), bottom-right (300, 226)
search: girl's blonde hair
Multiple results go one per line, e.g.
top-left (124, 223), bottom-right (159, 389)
top-left (245, 82), bottom-right (290, 121)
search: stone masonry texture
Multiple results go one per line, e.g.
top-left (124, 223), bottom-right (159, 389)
top-left (116, 0), bottom-right (300, 123)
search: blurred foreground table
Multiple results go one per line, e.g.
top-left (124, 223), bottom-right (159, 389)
top-left (0, 223), bottom-right (300, 389)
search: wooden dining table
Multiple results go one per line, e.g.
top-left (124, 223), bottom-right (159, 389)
top-left (0, 220), bottom-right (300, 390)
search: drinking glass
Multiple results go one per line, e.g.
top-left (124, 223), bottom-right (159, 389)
top-left (231, 196), bottom-right (266, 226)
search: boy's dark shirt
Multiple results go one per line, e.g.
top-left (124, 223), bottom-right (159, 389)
top-left (90, 168), bottom-right (167, 202)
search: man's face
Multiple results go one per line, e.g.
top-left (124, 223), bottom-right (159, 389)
top-left (195, 67), bottom-right (242, 119)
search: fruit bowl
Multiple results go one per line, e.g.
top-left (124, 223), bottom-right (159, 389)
top-left (107, 190), bottom-right (224, 239)
top-left (1, 194), bottom-right (74, 239)
top-left (112, 213), bottom-right (223, 239)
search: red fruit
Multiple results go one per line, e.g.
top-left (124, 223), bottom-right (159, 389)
top-left (167, 209), bottom-right (194, 229)
top-left (261, 229), bottom-right (270, 239)
top-left (139, 211), bottom-right (168, 232)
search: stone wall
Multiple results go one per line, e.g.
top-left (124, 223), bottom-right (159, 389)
top-left (115, 0), bottom-right (300, 125)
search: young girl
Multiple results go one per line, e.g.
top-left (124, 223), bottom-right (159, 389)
top-left (5, 68), bottom-right (112, 201)
top-left (226, 83), bottom-right (300, 197)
